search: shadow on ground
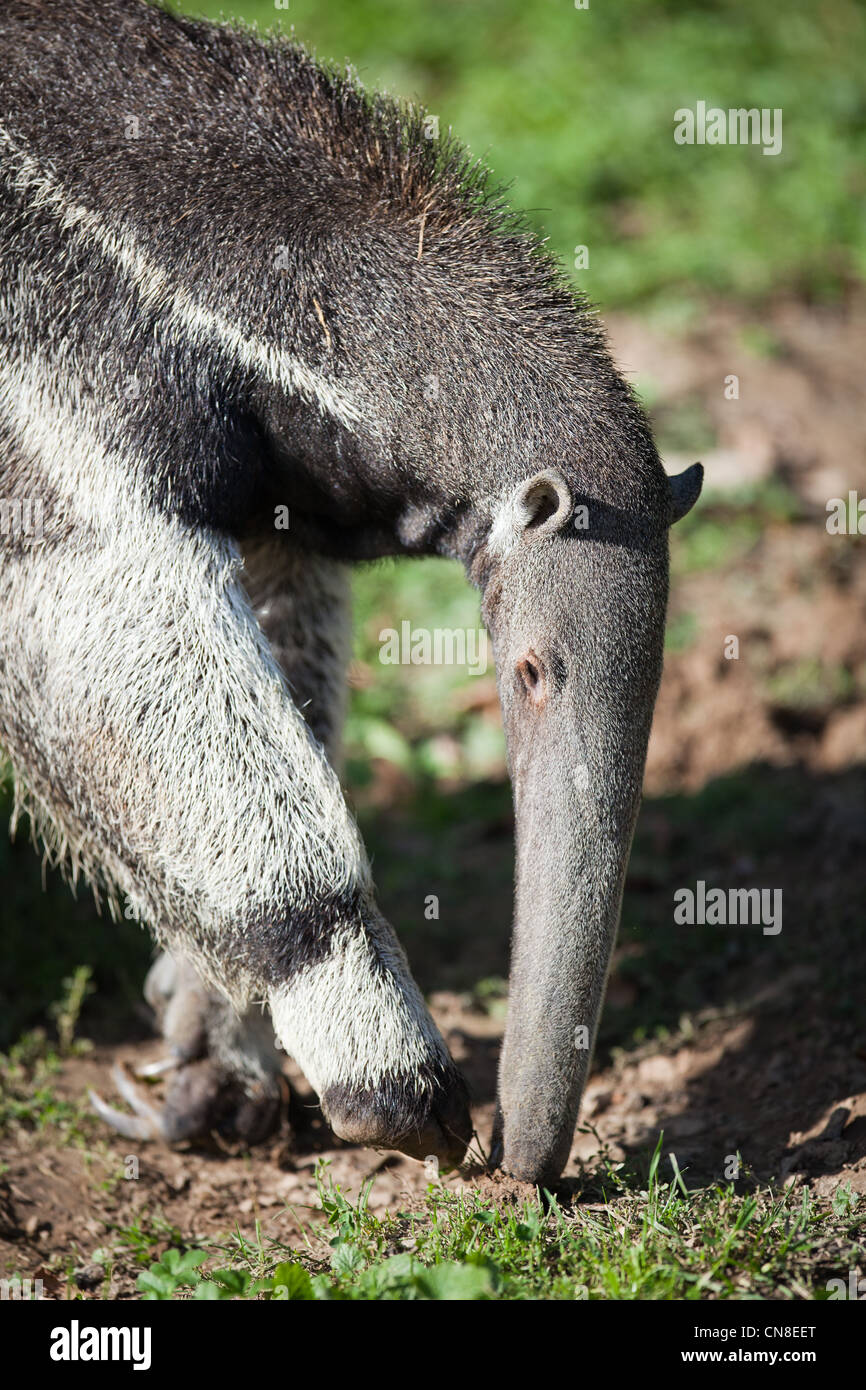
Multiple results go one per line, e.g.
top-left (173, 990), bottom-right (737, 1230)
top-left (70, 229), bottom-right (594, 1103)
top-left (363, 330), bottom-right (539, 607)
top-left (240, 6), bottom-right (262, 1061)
top-left (2, 757), bottom-right (864, 1194)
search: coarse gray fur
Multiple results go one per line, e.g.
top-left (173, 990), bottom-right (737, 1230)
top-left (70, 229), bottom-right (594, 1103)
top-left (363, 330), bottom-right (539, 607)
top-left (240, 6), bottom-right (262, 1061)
top-left (0, 0), bottom-right (702, 1180)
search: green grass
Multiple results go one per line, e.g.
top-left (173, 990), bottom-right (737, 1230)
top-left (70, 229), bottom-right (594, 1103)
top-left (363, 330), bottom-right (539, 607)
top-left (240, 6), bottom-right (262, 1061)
top-left (0, 1031), bottom-right (85, 1134)
top-left (0, 970), bottom-right (96, 1137)
top-left (119, 1148), bottom-right (864, 1300)
top-left (764, 659), bottom-right (859, 711)
top-left (179, 0), bottom-right (866, 310)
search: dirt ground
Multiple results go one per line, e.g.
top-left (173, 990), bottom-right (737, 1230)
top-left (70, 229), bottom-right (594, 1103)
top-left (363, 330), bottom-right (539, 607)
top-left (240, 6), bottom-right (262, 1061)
top-left (2, 294), bottom-right (864, 1297)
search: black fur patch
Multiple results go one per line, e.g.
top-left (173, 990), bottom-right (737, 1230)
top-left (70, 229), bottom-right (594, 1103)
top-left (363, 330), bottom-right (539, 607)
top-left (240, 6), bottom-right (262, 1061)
top-left (322, 1060), bottom-right (471, 1161)
top-left (217, 886), bottom-right (369, 991)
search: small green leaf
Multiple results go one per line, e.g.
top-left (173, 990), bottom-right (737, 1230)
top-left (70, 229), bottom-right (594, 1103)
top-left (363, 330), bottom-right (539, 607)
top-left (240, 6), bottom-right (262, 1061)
top-left (194, 1280), bottom-right (228, 1300)
top-left (271, 1262), bottom-right (315, 1301)
top-left (210, 1267), bottom-right (250, 1296)
top-left (311, 1273), bottom-right (350, 1300)
top-left (136, 1270), bottom-right (175, 1300)
top-left (358, 1253), bottom-right (421, 1298)
top-left (165, 1249), bottom-right (208, 1282)
top-left (330, 1241), bottom-right (365, 1277)
top-left (415, 1259), bottom-right (498, 1301)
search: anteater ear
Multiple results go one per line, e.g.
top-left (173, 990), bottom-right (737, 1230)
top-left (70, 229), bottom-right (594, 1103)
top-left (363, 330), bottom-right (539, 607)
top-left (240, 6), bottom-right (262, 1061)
top-left (516, 469), bottom-right (573, 537)
top-left (668, 462), bottom-right (704, 524)
top-left (487, 469), bottom-right (573, 557)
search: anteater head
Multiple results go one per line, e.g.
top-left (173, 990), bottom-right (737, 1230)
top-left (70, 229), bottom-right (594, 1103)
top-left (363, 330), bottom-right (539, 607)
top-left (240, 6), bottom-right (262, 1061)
top-left (478, 446), bottom-right (702, 1183)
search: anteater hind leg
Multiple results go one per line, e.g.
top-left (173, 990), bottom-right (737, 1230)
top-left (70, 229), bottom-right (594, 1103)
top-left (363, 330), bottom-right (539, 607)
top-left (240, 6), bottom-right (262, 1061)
top-left (94, 539), bottom-right (352, 1146)
top-left (91, 951), bottom-right (283, 1144)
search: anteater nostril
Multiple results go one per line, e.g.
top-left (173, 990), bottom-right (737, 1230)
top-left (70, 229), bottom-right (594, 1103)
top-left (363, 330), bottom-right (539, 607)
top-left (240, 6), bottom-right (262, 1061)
top-left (516, 652), bottom-right (547, 705)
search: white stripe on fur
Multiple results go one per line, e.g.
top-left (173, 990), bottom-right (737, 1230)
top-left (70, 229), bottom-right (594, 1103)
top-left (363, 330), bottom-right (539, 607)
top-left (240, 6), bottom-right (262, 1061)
top-left (0, 122), bottom-right (368, 433)
top-left (486, 487), bottom-right (531, 558)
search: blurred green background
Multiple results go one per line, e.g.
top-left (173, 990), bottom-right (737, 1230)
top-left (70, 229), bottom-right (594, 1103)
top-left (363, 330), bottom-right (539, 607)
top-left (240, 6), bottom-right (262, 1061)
top-left (189, 0), bottom-right (865, 308)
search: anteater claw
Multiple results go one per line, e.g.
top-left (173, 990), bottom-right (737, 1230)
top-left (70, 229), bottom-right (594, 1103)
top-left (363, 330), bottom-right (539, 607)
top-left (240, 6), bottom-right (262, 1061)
top-left (134, 1055), bottom-right (177, 1079)
top-left (89, 1064), bottom-right (166, 1141)
top-left (90, 1057), bottom-right (282, 1146)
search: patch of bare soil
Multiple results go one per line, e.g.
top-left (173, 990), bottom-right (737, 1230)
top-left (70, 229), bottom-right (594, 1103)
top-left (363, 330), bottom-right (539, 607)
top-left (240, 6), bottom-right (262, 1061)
top-left (3, 965), bottom-right (864, 1298)
top-left (2, 296), bottom-right (864, 1296)
top-left (608, 294), bottom-right (866, 507)
top-left (646, 523), bottom-right (866, 790)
